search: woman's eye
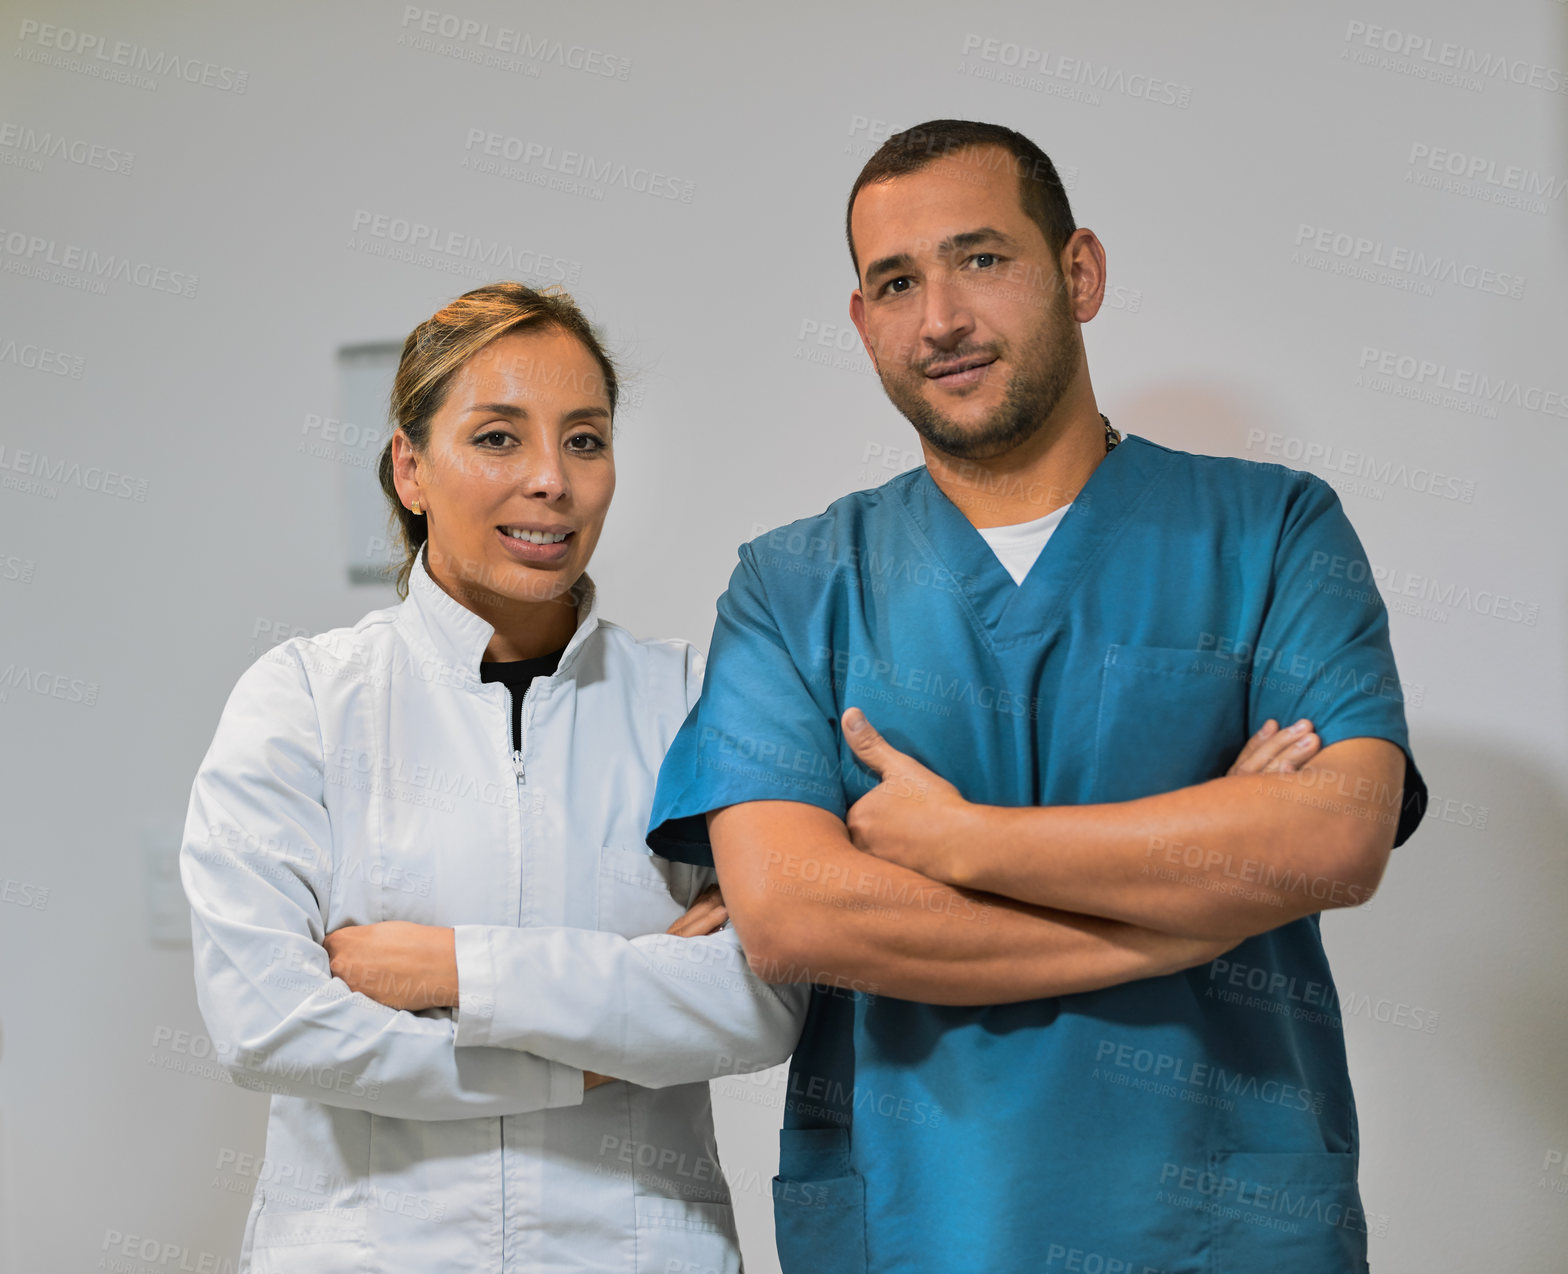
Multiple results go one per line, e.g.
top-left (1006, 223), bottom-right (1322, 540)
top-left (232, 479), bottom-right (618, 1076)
top-left (566, 432), bottom-right (607, 453)
top-left (476, 430), bottom-right (513, 448)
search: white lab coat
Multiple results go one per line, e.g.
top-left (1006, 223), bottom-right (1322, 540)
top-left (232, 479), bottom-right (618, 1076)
top-left (181, 543), bottom-right (809, 1273)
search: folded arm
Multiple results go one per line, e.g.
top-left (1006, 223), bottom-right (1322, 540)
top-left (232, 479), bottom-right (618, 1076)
top-left (181, 645), bottom-right (584, 1120)
top-left (842, 709), bottom-right (1405, 942)
top-left (448, 919), bottom-right (809, 1086)
top-left (707, 799), bottom-right (1233, 1007)
top-left (702, 717), bottom-right (1342, 1005)
top-left (327, 884), bottom-right (809, 1088)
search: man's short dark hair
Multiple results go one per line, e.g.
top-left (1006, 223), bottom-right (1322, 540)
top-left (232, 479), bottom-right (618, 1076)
top-left (845, 119), bottom-right (1076, 280)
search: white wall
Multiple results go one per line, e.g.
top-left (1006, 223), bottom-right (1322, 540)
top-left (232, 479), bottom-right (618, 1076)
top-left (1, 1), bottom-right (1564, 1270)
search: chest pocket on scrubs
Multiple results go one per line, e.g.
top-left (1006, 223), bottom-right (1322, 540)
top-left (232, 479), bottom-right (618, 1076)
top-left (595, 845), bottom-right (699, 938)
top-left (1092, 645), bottom-right (1247, 805)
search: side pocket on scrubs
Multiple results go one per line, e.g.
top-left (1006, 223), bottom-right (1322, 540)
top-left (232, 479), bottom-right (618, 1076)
top-left (772, 1127), bottom-right (868, 1274)
top-left (1207, 1150), bottom-right (1370, 1274)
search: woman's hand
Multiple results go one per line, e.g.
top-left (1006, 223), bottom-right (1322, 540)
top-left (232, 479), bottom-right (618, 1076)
top-left (323, 921), bottom-right (458, 1012)
top-left (1227, 718), bottom-right (1321, 775)
top-left (665, 883), bottom-right (728, 937)
top-left (322, 889), bottom-right (727, 1085)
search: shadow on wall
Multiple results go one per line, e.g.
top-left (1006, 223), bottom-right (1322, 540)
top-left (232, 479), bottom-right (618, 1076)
top-left (1122, 381), bottom-right (1568, 1217)
top-left (1342, 731), bottom-right (1568, 1271)
top-left (1116, 382), bottom-right (1279, 462)
top-left (1384, 731), bottom-right (1568, 1129)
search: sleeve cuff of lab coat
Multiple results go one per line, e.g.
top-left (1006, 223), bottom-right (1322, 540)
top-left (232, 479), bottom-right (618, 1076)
top-left (452, 924), bottom-right (496, 1048)
top-left (548, 1060), bottom-right (584, 1107)
top-left (453, 925), bottom-right (584, 1106)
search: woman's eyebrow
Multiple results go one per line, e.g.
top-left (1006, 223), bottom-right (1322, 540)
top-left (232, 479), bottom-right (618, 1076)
top-left (464, 402), bottom-right (611, 423)
top-left (465, 401), bottom-right (527, 419)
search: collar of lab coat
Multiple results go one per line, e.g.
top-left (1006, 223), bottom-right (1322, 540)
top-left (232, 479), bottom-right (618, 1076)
top-left (404, 539), bottom-right (603, 684)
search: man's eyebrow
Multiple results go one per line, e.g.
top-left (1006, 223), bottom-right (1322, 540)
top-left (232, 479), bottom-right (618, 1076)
top-left (863, 252), bottom-right (915, 287)
top-left (862, 228), bottom-right (1022, 287)
top-left (944, 227), bottom-right (1020, 254)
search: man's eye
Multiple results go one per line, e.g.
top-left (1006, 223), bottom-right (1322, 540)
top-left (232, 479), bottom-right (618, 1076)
top-left (885, 277), bottom-right (912, 295)
top-left (971, 253), bottom-right (999, 269)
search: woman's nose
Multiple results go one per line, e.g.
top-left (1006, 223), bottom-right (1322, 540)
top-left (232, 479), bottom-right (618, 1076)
top-left (515, 446), bottom-right (569, 501)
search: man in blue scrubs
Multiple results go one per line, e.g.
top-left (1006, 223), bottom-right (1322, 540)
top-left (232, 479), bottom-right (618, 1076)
top-left (648, 119), bottom-right (1426, 1274)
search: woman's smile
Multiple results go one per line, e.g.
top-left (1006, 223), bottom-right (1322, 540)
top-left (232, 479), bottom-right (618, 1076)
top-left (496, 523), bottom-right (574, 563)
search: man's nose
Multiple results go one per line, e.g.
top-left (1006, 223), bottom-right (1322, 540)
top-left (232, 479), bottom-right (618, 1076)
top-left (918, 275), bottom-right (975, 349)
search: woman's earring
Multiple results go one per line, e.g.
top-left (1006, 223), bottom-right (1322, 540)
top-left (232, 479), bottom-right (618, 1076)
top-left (412, 501), bottom-right (422, 515)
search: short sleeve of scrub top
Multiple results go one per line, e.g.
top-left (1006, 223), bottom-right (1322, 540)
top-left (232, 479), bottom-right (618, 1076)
top-left (1241, 471), bottom-right (1428, 846)
top-left (647, 544), bottom-right (847, 866)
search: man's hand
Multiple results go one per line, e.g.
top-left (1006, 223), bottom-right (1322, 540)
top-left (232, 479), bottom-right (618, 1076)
top-left (843, 709), bottom-right (1325, 882)
top-left (841, 706), bottom-right (971, 880)
top-left (1227, 718), bottom-right (1321, 775)
top-left (324, 921), bottom-right (457, 1011)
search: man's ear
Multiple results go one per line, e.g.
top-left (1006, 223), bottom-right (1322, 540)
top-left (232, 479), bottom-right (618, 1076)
top-left (1060, 228), bottom-right (1108, 324)
top-left (849, 290), bottom-right (878, 374)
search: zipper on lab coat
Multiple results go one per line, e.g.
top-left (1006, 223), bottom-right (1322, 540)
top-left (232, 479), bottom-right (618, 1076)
top-left (507, 678), bottom-right (542, 784)
top-left (500, 675), bottom-right (542, 1273)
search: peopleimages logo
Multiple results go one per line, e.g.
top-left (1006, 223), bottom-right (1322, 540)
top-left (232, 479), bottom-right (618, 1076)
top-left (462, 129), bottom-right (696, 203)
top-left (0, 441), bottom-right (149, 502)
top-left (1291, 224), bottom-right (1524, 299)
top-left (959, 32), bottom-right (1193, 107)
top-left (397, 7), bottom-right (631, 79)
top-left (1341, 20), bottom-right (1568, 95)
top-left (1405, 143), bottom-right (1567, 216)
top-left (14, 19), bottom-right (249, 92)
top-left (346, 209), bottom-right (581, 284)
top-left (0, 226), bottom-right (198, 298)
top-left (0, 122), bottom-right (133, 174)
top-left (1093, 1040), bottom-right (1328, 1114)
top-left (1357, 347), bottom-right (1568, 421)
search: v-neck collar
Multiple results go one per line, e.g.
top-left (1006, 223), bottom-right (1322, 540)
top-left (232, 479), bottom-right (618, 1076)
top-left (892, 433), bottom-right (1171, 651)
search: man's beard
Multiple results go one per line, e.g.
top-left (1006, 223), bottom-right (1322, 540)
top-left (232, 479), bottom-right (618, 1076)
top-left (878, 300), bottom-right (1078, 463)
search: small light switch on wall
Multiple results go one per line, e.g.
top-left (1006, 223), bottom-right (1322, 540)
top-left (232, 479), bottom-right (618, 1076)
top-left (336, 343), bottom-right (403, 586)
top-left (145, 826), bottom-right (190, 946)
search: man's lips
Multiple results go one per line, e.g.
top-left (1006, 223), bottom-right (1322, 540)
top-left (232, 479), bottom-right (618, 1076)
top-left (924, 355), bottom-right (998, 386)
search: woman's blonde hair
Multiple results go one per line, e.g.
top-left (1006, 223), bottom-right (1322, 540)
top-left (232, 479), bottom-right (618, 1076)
top-left (376, 281), bottom-right (621, 597)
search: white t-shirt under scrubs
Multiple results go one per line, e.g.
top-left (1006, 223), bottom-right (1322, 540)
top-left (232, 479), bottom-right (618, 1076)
top-left (974, 502), bottom-right (1073, 584)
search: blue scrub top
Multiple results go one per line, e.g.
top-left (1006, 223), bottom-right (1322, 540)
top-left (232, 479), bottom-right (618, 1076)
top-left (648, 434), bottom-right (1427, 1274)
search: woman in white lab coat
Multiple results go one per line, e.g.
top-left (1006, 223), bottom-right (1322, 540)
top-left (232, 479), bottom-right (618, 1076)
top-left (180, 282), bottom-right (810, 1274)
